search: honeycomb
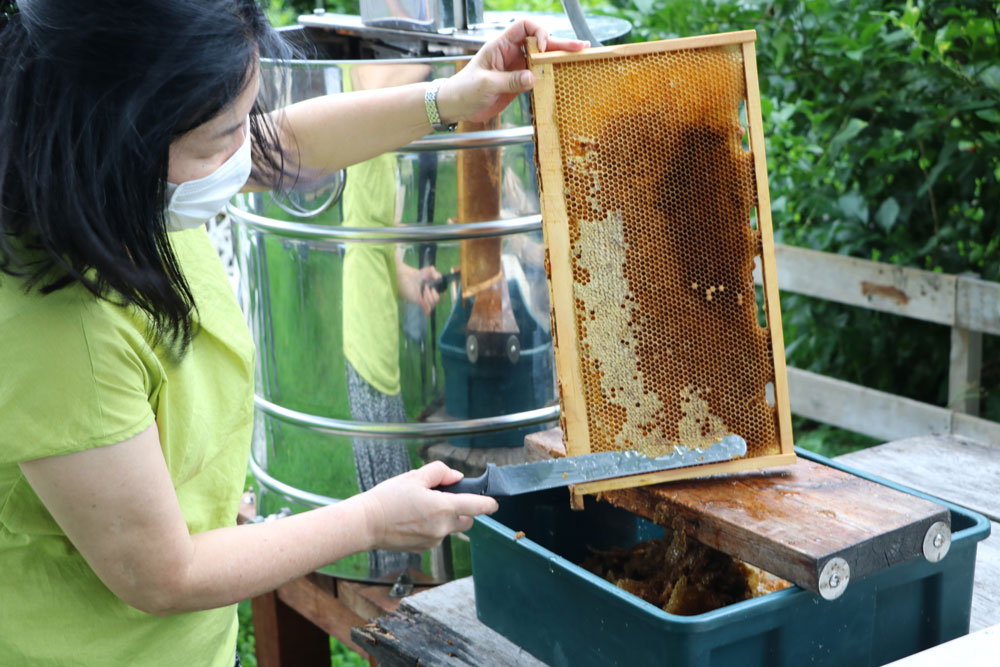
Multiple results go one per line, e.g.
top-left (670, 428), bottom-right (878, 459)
top-left (533, 38), bottom-right (786, 460)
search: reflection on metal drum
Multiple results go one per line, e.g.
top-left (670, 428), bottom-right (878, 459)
top-left (230, 45), bottom-right (557, 583)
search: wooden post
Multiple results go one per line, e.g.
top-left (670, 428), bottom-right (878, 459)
top-left (251, 591), bottom-right (332, 667)
top-left (949, 327), bottom-right (983, 417)
top-left (949, 274), bottom-right (983, 416)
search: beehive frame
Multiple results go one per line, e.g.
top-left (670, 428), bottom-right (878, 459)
top-left (527, 31), bottom-right (796, 497)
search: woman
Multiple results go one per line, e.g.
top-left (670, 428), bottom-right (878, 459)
top-left (0, 1), bottom-right (585, 665)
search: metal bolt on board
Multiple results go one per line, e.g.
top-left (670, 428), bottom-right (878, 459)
top-left (818, 557), bottom-right (850, 601)
top-left (922, 521), bottom-right (951, 563)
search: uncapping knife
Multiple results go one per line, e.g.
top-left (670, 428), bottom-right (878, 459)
top-left (436, 435), bottom-right (747, 497)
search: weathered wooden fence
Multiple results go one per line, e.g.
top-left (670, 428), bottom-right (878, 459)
top-left (758, 244), bottom-right (1000, 445)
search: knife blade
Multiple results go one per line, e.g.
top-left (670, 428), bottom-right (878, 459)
top-left (436, 435), bottom-right (747, 497)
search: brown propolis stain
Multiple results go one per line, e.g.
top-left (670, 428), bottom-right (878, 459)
top-left (861, 281), bottom-right (910, 305)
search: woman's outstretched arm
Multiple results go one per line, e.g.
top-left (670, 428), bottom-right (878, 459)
top-left (19, 422), bottom-right (495, 616)
top-left (248, 18), bottom-right (587, 188)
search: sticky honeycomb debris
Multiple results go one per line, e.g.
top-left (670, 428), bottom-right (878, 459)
top-left (580, 519), bottom-right (790, 615)
top-left (536, 39), bottom-right (785, 459)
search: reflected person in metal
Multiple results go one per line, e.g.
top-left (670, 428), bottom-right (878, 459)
top-left (0, 1), bottom-right (587, 666)
top-left (340, 62), bottom-right (443, 578)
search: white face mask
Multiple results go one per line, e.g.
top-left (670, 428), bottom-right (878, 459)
top-left (164, 128), bottom-right (252, 232)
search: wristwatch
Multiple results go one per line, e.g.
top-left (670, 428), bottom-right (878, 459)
top-left (425, 79), bottom-right (457, 132)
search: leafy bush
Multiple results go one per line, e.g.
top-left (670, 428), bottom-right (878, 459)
top-left (600, 0), bottom-right (1000, 423)
top-left (478, 0), bottom-right (1000, 428)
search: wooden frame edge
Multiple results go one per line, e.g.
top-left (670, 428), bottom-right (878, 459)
top-left (530, 29), bottom-right (757, 65)
top-left (742, 42), bottom-right (795, 457)
top-left (527, 46), bottom-right (594, 457)
top-left (572, 452), bottom-right (799, 497)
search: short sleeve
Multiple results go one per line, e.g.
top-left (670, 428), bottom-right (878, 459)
top-left (0, 290), bottom-right (157, 463)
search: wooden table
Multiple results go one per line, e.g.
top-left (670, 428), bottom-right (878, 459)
top-left (251, 434), bottom-right (999, 665)
top-left (837, 435), bottom-right (1000, 630)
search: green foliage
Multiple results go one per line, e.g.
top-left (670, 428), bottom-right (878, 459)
top-left (264, 1), bottom-right (360, 27)
top-left (331, 637), bottom-right (367, 666)
top-left (262, 1), bottom-right (299, 27)
top-left (792, 419), bottom-right (881, 458)
top-left (605, 0), bottom-right (999, 273)
top-left (598, 0), bottom-right (1000, 420)
top-left (237, 600), bottom-right (258, 667)
top-left (485, 0), bottom-right (563, 11)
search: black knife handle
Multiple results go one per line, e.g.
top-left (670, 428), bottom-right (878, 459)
top-left (422, 272), bottom-right (457, 295)
top-left (435, 471), bottom-right (489, 495)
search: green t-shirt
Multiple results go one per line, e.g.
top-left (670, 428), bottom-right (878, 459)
top-left (341, 152), bottom-right (402, 395)
top-left (0, 227), bottom-right (255, 666)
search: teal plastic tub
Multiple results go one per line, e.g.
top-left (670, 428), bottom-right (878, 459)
top-left (469, 449), bottom-right (990, 666)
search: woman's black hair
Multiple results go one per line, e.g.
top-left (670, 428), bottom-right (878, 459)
top-left (0, 0), bottom-right (292, 352)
